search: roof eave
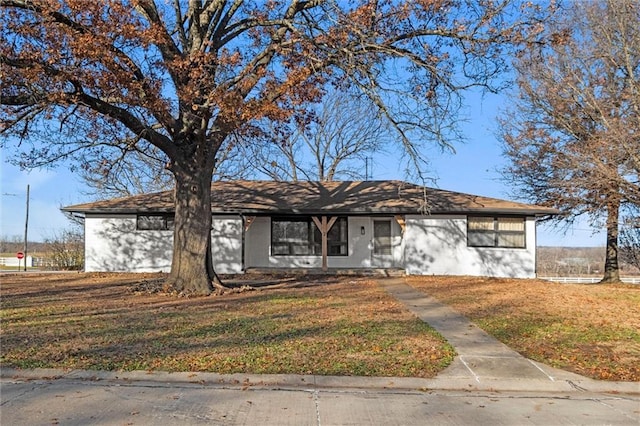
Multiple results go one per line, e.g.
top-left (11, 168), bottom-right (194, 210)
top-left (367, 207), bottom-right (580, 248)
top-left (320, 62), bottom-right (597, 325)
top-left (63, 207), bottom-right (558, 216)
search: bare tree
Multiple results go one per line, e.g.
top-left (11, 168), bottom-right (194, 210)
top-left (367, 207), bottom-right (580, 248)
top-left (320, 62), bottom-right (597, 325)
top-left (620, 217), bottom-right (640, 273)
top-left (79, 142), bottom-right (174, 198)
top-left (243, 90), bottom-right (392, 181)
top-left (499, 0), bottom-right (640, 283)
top-left (2, 0), bottom-right (551, 294)
top-left (44, 227), bottom-right (84, 270)
top-left (80, 137), bottom-right (251, 198)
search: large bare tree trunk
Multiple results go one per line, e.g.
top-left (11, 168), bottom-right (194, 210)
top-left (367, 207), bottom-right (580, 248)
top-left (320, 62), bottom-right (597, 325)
top-left (601, 199), bottom-right (621, 284)
top-left (166, 163), bottom-right (215, 295)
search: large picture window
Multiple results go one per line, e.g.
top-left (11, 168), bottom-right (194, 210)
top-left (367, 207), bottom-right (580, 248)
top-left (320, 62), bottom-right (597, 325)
top-left (467, 216), bottom-right (526, 248)
top-left (271, 216), bottom-right (348, 256)
top-left (136, 214), bottom-right (175, 231)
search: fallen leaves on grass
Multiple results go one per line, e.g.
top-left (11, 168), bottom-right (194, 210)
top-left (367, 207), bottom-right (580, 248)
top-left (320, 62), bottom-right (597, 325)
top-left (406, 276), bottom-right (640, 381)
top-left (0, 273), bottom-right (454, 377)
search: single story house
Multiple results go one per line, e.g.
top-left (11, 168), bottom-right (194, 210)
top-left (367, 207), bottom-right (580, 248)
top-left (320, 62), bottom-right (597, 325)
top-left (62, 180), bottom-right (557, 278)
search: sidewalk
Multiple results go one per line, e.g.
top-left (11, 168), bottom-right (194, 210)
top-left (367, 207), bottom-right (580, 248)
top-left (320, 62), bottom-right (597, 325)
top-left (1, 277), bottom-right (639, 425)
top-left (3, 368), bottom-right (638, 425)
top-left (376, 277), bottom-right (640, 395)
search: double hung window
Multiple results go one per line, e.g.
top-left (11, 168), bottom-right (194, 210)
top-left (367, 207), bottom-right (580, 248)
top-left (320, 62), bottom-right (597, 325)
top-left (467, 216), bottom-right (526, 248)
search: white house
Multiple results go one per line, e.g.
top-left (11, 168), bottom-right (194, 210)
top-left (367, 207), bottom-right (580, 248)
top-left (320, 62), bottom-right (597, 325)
top-left (63, 180), bottom-right (557, 278)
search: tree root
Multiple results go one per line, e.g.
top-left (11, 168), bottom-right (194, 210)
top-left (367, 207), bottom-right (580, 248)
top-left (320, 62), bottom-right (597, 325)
top-left (129, 276), bottom-right (256, 297)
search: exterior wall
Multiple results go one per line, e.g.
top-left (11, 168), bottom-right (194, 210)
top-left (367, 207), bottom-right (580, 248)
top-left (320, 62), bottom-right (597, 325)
top-left (84, 215), bottom-right (173, 272)
top-left (244, 216), bottom-right (404, 269)
top-left (404, 215), bottom-right (537, 278)
top-left (211, 216), bottom-right (243, 274)
top-left (84, 212), bottom-right (537, 278)
top-left (84, 214), bottom-right (243, 274)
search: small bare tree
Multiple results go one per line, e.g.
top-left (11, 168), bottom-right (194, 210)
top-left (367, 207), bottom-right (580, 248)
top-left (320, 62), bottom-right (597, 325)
top-left (44, 228), bottom-right (84, 270)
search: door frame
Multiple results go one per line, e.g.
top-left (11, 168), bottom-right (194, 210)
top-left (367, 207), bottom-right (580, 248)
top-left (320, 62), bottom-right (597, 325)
top-left (372, 218), bottom-right (394, 268)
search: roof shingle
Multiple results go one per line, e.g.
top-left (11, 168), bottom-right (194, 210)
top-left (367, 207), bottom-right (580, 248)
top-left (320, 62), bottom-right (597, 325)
top-left (62, 180), bottom-right (558, 216)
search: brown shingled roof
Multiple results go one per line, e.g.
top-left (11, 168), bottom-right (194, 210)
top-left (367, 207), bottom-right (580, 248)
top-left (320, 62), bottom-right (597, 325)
top-left (62, 180), bottom-right (558, 216)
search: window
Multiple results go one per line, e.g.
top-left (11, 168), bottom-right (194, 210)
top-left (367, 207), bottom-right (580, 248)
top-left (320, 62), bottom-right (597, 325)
top-left (373, 220), bottom-right (392, 255)
top-left (467, 216), bottom-right (525, 248)
top-left (271, 216), bottom-right (348, 256)
top-left (136, 214), bottom-right (175, 231)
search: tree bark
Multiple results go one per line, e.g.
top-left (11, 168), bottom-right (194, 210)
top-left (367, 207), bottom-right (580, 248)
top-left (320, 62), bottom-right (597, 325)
top-left (600, 199), bottom-right (621, 284)
top-left (166, 162), bottom-right (215, 295)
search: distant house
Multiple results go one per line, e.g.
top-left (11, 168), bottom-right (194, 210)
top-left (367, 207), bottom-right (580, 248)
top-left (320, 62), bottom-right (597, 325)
top-left (62, 180), bottom-right (557, 278)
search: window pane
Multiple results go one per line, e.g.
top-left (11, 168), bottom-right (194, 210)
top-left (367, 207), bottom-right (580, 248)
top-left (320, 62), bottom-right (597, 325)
top-left (498, 233), bottom-right (525, 248)
top-left (272, 243), bottom-right (290, 255)
top-left (468, 217), bottom-right (494, 230)
top-left (291, 243), bottom-right (311, 255)
top-left (274, 221), bottom-right (308, 243)
top-left (497, 217), bottom-right (524, 231)
top-left (468, 231), bottom-right (495, 247)
top-left (327, 217), bottom-right (348, 256)
top-left (137, 215), bottom-right (167, 230)
top-left (374, 221), bottom-right (392, 255)
top-left (272, 219), bottom-right (310, 256)
top-left (328, 243), bottom-right (347, 255)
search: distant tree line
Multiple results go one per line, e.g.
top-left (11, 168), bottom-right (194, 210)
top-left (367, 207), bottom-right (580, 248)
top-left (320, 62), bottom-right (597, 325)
top-left (537, 246), bottom-right (639, 277)
top-left (0, 229), bottom-right (84, 270)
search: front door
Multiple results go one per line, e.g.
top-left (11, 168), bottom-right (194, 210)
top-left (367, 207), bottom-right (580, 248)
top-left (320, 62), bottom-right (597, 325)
top-left (372, 219), bottom-right (393, 267)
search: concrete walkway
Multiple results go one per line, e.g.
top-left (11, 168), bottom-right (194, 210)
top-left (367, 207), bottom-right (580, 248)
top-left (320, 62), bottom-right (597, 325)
top-left (376, 278), bottom-right (638, 393)
top-left (1, 277), bottom-right (639, 425)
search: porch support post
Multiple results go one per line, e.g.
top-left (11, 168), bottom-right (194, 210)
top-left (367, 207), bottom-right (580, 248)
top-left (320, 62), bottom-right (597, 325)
top-left (312, 216), bottom-right (338, 271)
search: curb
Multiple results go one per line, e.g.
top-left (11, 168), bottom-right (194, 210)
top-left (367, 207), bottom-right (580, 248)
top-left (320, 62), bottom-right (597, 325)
top-left (2, 368), bottom-right (638, 395)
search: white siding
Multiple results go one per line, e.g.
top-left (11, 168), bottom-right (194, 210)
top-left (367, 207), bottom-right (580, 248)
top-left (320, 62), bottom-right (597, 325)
top-left (211, 216), bottom-right (243, 274)
top-left (244, 216), bottom-right (404, 269)
top-left (84, 215), bottom-right (173, 272)
top-left (84, 212), bottom-right (538, 278)
top-left (404, 215), bottom-right (537, 278)
top-left (84, 214), bottom-right (243, 273)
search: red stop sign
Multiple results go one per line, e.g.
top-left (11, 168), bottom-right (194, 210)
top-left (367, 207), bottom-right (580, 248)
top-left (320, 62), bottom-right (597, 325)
top-left (16, 252), bottom-right (24, 259)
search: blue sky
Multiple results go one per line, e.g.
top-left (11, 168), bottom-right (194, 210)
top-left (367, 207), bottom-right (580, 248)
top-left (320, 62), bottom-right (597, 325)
top-left (1, 89), bottom-right (606, 246)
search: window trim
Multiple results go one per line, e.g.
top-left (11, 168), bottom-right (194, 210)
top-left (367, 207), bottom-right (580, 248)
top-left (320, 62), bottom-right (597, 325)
top-left (136, 214), bottom-right (175, 231)
top-left (271, 216), bottom-right (348, 257)
top-left (467, 216), bottom-right (526, 249)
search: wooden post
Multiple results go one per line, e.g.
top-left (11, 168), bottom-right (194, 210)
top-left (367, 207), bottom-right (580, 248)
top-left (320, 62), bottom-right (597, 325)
top-left (312, 216), bottom-right (337, 271)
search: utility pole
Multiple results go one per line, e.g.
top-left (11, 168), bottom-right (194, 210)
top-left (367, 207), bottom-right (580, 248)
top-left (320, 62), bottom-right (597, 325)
top-left (23, 184), bottom-right (29, 272)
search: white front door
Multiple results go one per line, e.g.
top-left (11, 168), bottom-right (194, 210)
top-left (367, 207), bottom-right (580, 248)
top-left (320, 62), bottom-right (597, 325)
top-left (372, 219), bottom-right (393, 267)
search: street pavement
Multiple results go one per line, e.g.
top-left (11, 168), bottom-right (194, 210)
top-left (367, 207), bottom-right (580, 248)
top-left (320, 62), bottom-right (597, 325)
top-left (1, 277), bottom-right (639, 425)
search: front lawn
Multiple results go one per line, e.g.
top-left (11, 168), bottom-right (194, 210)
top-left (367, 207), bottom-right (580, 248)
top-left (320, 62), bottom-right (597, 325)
top-left (406, 276), bottom-right (640, 381)
top-left (1, 273), bottom-right (454, 377)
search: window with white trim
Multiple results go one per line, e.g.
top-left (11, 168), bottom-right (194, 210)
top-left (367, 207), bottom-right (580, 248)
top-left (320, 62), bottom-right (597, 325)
top-left (467, 216), bottom-right (526, 248)
top-left (136, 214), bottom-right (175, 231)
top-left (271, 216), bottom-right (348, 256)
